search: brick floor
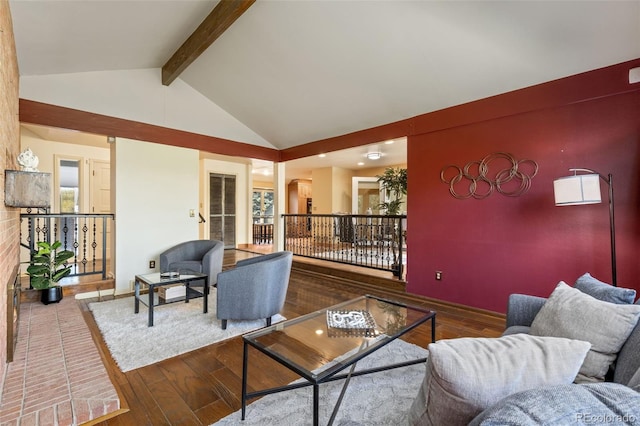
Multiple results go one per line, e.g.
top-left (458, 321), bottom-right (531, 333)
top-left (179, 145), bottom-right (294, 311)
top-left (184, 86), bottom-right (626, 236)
top-left (0, 297), bottom-right (120, 425)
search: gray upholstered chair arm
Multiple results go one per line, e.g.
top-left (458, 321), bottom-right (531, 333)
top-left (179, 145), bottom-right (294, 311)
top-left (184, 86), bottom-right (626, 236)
top-left (505, 294), bottom-right (547, 328)
top-left (236, 251), bottom-right (288, 267)
top-left (202, 242), bottom-right (224, 284)
top-left (159, 247), bottom-right (183, 271)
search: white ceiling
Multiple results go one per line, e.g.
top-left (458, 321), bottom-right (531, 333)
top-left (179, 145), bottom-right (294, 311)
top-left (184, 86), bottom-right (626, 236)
top-left (9, 0), bottom-right (640, 154)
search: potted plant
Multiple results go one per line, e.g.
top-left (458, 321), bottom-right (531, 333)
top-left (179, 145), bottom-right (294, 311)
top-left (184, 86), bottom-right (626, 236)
top-left (376, 167), bottom-right (407, 215)
top-left (376, 167), bottom-right (408, 277)
top-left (26, 240), bottom-right (74, 305)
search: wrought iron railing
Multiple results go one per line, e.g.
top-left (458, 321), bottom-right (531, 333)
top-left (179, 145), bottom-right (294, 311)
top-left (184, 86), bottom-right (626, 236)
top-left (253, 223), bottom-right (274, 244)
top-left (253, 215), bottom-right (274, 224)
top-left (283, 214), bottom-right (407, 277)
top-left (252, 215), bottom-right (274, 244)
top-left (20, 213), bottom-right (115, 282)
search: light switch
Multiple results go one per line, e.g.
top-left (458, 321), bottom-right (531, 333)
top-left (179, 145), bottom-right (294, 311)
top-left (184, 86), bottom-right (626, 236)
top-left (189, 209), bottom-right (195, 217)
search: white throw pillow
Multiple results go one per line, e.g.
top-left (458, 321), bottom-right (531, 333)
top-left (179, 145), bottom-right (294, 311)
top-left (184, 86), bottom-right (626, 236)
top-left (408, 334), bottom-right (591, 426)
top-left (530, 281), bottom-right (640, 383)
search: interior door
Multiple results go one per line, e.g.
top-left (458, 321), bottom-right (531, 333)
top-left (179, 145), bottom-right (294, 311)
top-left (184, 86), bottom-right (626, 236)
top-left (352, 177), bottom-right (382, 214)
top-left (89, 159), bottom-right (112, 261)
top-left (209, 173), bottom-right (236, 249)
top-left (54, 155), bottom-right (82, 253)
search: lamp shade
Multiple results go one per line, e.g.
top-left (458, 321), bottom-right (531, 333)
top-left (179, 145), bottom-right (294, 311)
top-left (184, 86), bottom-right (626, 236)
top-left (553, 174), bottom-right (602, 206)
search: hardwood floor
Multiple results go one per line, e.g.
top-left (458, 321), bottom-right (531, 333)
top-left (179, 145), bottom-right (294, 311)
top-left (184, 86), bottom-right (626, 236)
top-left (78, 250), bottom-right (504, 426)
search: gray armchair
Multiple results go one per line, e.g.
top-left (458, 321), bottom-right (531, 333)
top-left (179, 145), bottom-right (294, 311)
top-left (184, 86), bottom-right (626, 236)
top-left (159, 239), bottom-right (224, 286)
top-left (216, 251), bottom-right (293, 330)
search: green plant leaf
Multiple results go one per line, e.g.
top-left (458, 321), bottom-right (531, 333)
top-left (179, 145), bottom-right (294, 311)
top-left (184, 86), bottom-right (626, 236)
top-left (52, 267), bottom-right (72, 282)
top-left (30, 276), bottom-right (51, 290)
top-left (26, 240), bottom-right (75, 288)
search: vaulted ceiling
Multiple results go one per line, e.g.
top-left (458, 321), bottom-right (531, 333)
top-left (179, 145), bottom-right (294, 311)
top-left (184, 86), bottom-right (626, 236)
top-left (9, 0), bottom-right (640, 153)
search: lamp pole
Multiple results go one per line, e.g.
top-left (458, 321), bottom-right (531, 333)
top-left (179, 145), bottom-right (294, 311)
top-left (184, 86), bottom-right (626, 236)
top-left (605, 173), bottom-right (617, 287)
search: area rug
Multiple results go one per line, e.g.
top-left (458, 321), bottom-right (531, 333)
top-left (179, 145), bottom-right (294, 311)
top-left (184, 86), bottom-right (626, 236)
top-left (89, 289), bottom-right (285, 372)
top-left (213, 339), bottom-right (428, 426)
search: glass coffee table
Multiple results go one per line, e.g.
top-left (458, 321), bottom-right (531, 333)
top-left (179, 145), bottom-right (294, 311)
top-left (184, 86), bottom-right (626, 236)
top-left (134, 271), bottom-right (209, 327)
top-left (241, 294), bottom-right (436, 425)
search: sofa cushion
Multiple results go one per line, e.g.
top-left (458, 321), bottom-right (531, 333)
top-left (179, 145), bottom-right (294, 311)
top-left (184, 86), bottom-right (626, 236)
top-left (574, 272), bottom-right (636, 304)
top-left (530, 282), bottom-right (640, 383)
top-left (469, 383), bottom-right (640, 425)
top-left (614, 313), bottom-right (640, 386)
top-left (502, 325), bottom-right (531, 336)
top-left (407, 334), bottom-right (591, 426)
top-left (628, 369), bottom-right (640, 390)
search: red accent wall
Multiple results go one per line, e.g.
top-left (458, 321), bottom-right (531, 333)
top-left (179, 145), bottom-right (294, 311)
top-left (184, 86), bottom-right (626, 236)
top-left (407, 61), bottom-right (640, 313)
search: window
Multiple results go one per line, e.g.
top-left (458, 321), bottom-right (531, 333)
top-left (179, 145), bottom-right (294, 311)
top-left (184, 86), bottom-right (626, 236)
top-left (253, 189), bottom-right (274, 223)
top-left (58, 158), bottom-right (81, 213)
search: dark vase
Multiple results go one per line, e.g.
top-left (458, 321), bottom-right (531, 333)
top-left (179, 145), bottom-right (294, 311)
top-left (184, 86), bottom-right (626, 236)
top-left (392, 263), bottom-right (404, 278)
top-left (41, 286), bottom-right (63, 305)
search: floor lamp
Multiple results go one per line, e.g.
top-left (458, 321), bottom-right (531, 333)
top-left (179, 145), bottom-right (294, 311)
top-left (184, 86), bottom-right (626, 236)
top-left (553, 168), bottom-right (616, 286)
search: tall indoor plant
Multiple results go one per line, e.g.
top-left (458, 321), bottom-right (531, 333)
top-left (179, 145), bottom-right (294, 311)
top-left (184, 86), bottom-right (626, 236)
top-left (376, 167), bottom-right (407, 277)
top-left (376, 167), bottom-right (407, 215)
top-left (27, 240), bottom-right (74, 305)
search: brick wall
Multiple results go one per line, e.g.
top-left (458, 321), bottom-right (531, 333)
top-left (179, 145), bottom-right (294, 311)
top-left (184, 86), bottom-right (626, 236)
top-left (0, 0), bottom-right (21, 369)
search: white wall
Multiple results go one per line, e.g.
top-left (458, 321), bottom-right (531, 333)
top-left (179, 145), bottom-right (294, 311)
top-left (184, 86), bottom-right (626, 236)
top-left (114, 138), bottom-right (199, 294)
top-left (20, 68), bottom-right (274, 148)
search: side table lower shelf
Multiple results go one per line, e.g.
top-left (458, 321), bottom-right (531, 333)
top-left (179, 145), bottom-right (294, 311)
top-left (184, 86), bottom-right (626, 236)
top-left (133, 272), bottom-right (209, 326)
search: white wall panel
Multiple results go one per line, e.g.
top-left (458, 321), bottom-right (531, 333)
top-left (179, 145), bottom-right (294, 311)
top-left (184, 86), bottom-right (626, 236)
top-left (114, 138), bottom-right (199, 294)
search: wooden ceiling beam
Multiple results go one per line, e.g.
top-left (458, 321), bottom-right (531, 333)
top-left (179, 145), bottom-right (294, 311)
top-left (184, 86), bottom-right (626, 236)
top-left (19, 99), bottom-right (280, 162)
top-left (162, 0), bottom-right (256, 86)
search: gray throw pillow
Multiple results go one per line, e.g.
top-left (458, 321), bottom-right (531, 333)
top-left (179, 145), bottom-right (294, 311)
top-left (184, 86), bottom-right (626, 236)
top-left (574, 272), bottom-right (636, 304)
top-left (531, 282), bottom-right (640, 383)
top-left (469, 383), bottom-right (640, 425)
top-left (407, 334), bottom-right (591, 426)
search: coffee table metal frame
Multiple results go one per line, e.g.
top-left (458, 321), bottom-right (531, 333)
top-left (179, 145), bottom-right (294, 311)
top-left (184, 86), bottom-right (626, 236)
top-left (241, 294), bottom-right (436, 425)
top-left (134, 272), bottom-right (209, 327)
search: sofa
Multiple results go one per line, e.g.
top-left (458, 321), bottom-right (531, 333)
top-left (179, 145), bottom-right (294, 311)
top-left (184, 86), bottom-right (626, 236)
top-left (409, 273), bottom-right (640, 425)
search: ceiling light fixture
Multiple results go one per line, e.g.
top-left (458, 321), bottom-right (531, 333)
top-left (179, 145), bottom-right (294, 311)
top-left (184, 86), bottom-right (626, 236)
top-left (366, 152), bottom-right (382, 160)
top-left (384, 140), bottom-right (394, 145)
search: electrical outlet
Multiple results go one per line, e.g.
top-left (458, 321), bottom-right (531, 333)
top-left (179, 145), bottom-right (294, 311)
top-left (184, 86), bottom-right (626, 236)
top-left (435, 271), bottom-right (443, 281)
top-left (149, 260), bottom-right (155, 269)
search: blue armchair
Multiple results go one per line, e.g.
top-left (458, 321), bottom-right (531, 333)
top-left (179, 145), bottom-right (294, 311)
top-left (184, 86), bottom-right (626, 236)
top-left (216, 251), bottom-right (293, 329)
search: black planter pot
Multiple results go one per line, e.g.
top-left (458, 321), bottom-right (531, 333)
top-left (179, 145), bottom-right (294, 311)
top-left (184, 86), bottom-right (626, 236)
top-left (41, 286), bottom-right (63, 305)
top-left (392, 263), bottom-right (404, 278)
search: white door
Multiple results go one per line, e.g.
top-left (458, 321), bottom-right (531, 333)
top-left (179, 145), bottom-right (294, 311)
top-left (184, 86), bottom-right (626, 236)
top-left (90, 160), bottom-right (112, 262)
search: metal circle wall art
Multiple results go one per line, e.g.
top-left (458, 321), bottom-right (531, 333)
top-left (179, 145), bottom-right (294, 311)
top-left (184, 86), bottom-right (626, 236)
top-left (440, 152), bottom-right (538, 199)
